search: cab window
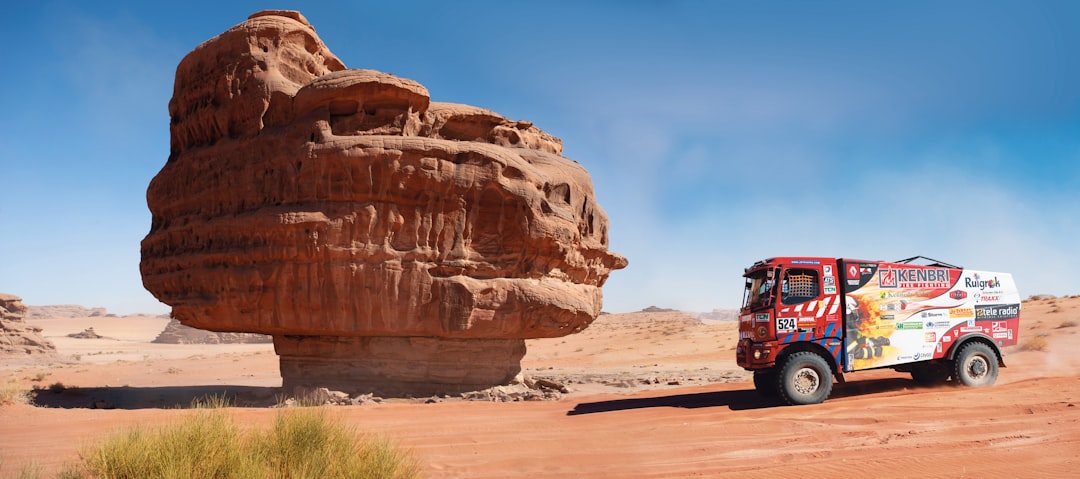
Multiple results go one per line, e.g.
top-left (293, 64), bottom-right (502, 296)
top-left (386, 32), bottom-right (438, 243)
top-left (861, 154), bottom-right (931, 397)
top-left (781, 268), bottom-right (820, 305)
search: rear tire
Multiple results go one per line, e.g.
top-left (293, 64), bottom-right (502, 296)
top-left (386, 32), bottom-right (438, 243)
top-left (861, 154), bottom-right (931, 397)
top-left (777, 352), bottom-right (833, 405)
top-left (953, 342), bottom-right (999, 388)
top-left (753, 370), bottom-right (778, 397)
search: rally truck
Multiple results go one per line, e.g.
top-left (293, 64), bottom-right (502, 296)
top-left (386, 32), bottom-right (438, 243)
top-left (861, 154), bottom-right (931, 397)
top-left (736, 256), bottom-right (1020, 405)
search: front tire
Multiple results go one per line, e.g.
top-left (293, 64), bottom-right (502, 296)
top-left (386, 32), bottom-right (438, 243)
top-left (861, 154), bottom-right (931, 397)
top-left (777, 352), bottom-right (833, 405)
top-left (953, 342), bottom-right (999, 387)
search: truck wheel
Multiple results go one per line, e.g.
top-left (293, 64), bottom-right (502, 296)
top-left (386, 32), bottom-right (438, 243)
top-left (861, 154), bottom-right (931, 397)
top-left (776, 352), bottom-right (833, 405)
top-left (953, 342), bottom-right (999, 388)
top-left (753, 370), bottom-right (778, 397)
top-left (910, 362), bottom-right (951, 385)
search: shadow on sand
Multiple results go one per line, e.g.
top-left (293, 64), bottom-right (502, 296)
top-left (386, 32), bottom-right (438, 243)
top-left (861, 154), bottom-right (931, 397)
top-left (566, 377), bottom-right (921, 415)
top-left (29, 385), bottom-right (283, 410)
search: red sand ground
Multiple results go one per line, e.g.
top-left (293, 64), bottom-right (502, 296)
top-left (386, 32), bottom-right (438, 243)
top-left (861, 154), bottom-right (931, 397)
top-left (2, 297), bottom-right (1078, 478)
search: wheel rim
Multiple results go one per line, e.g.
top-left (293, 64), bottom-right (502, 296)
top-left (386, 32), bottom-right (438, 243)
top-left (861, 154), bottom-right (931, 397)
top-left (793, 367), bottom-right (820, 395)
top-left (966, 354), bottom-right (989, 380)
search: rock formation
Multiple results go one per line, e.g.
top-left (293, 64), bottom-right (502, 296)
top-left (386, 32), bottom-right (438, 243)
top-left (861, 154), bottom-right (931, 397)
top-left (0, 293), bottom-right (57, 357)
top-left (153, 319), bottom-right (272, 344)
top-left (140, 10), bottom-right (626, 396)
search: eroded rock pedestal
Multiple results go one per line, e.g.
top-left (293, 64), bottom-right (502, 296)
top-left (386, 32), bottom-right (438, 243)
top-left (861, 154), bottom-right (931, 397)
top-left (140, 10), bottom-right (626, 396)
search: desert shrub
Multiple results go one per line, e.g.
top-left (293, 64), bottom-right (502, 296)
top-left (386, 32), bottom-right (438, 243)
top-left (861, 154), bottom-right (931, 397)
top-left (192, 393), bottom-right (232, 409)
top-left (1018, 336), bottom-right (1049, 352)
top-left (80, 407), bottom-right (419, 479)
top-left (0, 385), bottom-right (30, 405)
top-left (256, 408), bottom-right (418, 478)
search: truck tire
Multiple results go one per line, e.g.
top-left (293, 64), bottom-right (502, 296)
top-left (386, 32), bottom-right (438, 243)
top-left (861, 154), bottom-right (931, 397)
top-left (953, 342), bottom-right (998, 388)
top-left (910, 362), bottom-right (952, 385)
top-left (776, 352), bottom-right (833, 405)
top-left (753, 370), bottom-right (778, 397)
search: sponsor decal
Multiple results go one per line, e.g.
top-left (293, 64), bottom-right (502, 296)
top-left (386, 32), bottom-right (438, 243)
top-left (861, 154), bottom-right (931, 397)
top-left (881, 314), bottom-right (895, 320)
top-left (976, 294), bottom-right (1001, 303)
top-left (925, 321), bottom-right (950, 329)
top-left (824, 265), bottom-right (833, 275)
top-left (965, 274), bottom-right (1001, 291)
top-left (880, 290), bottom-right (916, 299)
top-left (824, 276), bottom-right (835, 286)
top-left (879, 267), bottom-right (951, 289)
top-left (754, 313), bottom-right (769, 323)
top-left (975, 304), bottom-right (1020, 321)
top-left (797, 317), bottom-right (816, 328)
top-left (879, 269), bottom-right (897, 287)
top-left (950, 290), bottom-right (968, 300)
top-left (791, 260), bottom-right (821, 265)
top-left (847, 265), bottom-right (860, 285)
top-left (925, 332), bottom-right (937, 343)
top-left (846, 263), bottom-right (878, 288)
top-left (993, 332), bottom-right (1010, 339)
top-left (920, 310), bottom-right (947, 319)
top-left (897, 321), bottom-right (924, 330)
top-left (896, 355), bottom-right (914, 361)
top-left (942, 336), bottom-right (952, 343)
top-left (949, 308), bottom-right (975, 319)
top-left (824, 286), bottom-right (837, 295)
top-left (777, 317), bottom-right (797, 331)
top-left (880, 301), bottom-right (908, 312)
top-left (960, 326), bottom-right (984, 333)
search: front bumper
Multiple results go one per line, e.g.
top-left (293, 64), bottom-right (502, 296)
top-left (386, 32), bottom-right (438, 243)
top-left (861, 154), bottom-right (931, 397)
top-left (736, 338), bottom-right (778, 369)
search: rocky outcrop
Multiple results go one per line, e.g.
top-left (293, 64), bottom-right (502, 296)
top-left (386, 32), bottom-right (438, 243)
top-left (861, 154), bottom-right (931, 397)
top-left (140, 10), bottom-right (626, 396)
top-left (0, 293), bottom-right (57, 357)
top-left (67, 327), bottom-right (106, 339)
top-left (153, 319), bottom-right (272, 344)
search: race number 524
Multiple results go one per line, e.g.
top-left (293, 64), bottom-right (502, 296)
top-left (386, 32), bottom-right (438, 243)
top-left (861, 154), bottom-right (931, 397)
top-left (777, 317), bottom-right (796, 331)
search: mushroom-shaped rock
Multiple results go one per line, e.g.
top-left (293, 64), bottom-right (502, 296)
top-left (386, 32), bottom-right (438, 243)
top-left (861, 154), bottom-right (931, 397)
top-left (141, 10), bottom-right (627, 396)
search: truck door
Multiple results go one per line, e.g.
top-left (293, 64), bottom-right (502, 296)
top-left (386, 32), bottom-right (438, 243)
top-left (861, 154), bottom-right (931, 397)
top-left (775, 263), bottom-right (844, 365)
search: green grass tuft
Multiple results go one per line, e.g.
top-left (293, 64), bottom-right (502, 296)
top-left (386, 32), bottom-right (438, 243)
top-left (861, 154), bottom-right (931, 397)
top-left (80, 407), bottom-right (420, 479)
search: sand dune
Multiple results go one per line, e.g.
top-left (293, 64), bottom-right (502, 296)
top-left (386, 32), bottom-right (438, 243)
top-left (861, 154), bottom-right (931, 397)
top-left (2, 297), bottom-right (1079, 477)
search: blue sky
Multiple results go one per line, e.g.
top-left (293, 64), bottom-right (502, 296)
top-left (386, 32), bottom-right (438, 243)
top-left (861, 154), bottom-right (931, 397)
top-left (1, 1), bottom-right (1078, 315)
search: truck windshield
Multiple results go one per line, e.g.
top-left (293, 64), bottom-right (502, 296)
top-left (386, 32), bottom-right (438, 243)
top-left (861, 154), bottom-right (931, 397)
top-left (742, 269), bottom-right (776, 309)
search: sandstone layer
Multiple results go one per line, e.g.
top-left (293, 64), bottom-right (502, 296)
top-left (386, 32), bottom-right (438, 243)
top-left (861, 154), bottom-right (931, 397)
top-left (140, 10), bottom-right (626, 395)
top-left (0, 293), bottom-right (57, 357)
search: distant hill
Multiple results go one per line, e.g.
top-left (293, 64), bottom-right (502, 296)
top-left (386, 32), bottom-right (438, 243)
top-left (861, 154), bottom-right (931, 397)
top-left (27, 304), bottom-right (169, 319)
